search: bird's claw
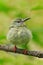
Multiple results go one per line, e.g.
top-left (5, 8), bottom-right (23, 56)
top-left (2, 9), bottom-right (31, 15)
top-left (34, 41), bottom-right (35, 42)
top-left (13, 45), bottom-right (17, 52)
top-left (23, 49), bottom-right (27, 54)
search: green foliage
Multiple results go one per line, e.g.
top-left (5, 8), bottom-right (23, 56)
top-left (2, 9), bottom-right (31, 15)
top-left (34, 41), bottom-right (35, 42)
top-left (32, 31), bottom-right (43, 46)
top-left (0, 34), bottom-right (6, 40)
top-left (31, 5), bottom-right (43, 10)
top-left (15, 12), bottom-right (27, 18)
top-left (0, 3), bottom-right (12, 13)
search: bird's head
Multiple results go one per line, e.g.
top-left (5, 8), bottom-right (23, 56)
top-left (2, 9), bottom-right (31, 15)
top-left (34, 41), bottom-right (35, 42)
top-left (10, 18), bottom-right (31, 28)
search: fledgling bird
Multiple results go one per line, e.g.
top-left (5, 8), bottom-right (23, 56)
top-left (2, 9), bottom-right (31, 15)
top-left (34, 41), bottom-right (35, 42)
top-left (7, 18), bottom-right (32, 54)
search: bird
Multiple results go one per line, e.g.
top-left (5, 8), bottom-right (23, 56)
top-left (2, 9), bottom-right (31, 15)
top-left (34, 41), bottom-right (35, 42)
top-left (7, 18), bottom-right (32, 54)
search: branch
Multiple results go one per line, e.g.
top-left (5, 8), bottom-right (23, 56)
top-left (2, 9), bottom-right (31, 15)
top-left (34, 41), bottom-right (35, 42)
top-left (0, 44), bottom-right (43, 58)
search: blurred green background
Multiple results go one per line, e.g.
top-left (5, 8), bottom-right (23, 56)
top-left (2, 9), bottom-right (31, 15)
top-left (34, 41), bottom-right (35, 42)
top-left (0, 0), bottom-right (43, 65)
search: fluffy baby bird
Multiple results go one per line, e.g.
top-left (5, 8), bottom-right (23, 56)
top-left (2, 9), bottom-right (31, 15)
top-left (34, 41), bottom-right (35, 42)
top-left (7, 18), bottom-right (32, 54)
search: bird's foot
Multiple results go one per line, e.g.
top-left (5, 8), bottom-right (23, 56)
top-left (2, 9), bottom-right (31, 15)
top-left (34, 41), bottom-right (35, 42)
top-left (13, 45), bottom-right (17, 52)
top-left (23, 49), bottom-right (27, 54)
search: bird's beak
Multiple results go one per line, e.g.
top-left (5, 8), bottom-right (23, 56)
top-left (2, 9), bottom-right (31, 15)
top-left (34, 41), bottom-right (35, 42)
top-left (23, 18), bottom-right (31, 22)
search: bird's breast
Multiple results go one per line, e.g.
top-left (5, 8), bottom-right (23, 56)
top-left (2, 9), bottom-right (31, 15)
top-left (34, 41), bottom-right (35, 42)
top-left (7, 27), bottom-right (32, 45)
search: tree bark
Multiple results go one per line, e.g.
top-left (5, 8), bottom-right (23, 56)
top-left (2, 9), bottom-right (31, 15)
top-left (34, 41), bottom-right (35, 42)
top-left (0, 44), bottom-right (43, 58)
